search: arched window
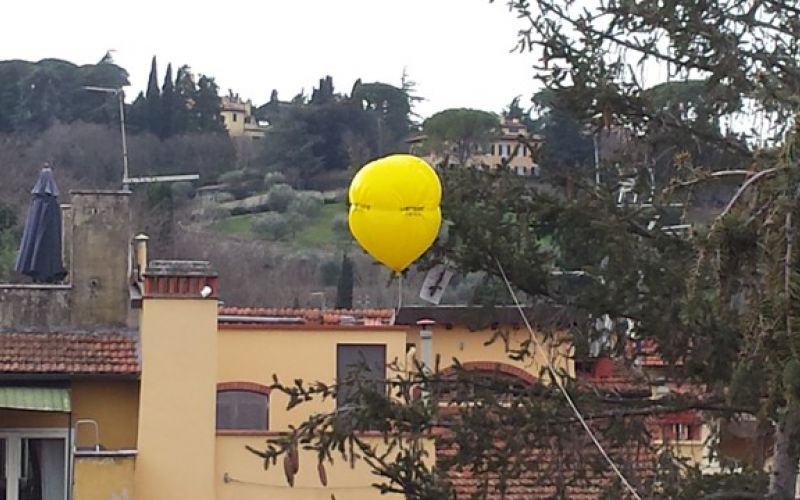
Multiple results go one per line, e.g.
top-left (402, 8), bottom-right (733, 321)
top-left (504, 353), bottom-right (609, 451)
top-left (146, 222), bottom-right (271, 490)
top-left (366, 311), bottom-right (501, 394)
top-left (216, 382), bottom-right (270, 431)
top-left (435, 362), bottom-right (537, 403)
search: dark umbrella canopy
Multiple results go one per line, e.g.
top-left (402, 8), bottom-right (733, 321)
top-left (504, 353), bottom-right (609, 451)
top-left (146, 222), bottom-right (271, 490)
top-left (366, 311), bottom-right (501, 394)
top-left (15, 167), bottom-right (67, 283)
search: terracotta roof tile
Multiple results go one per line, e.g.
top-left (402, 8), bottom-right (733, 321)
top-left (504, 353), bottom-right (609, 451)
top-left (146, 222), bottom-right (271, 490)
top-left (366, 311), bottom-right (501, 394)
top-left (438, 437), bottom-right (655, 499)
top-left (0, 332), bottom-right (139, 375)
top-left (627, 339), bottom-right (673, 367)
top-left (218, 306), bottom-right (395, 325)
top-left (575, 357), bottom-right (652, 397)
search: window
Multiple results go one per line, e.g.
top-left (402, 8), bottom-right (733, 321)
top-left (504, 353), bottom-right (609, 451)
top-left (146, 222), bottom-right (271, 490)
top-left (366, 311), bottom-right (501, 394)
top-left (0, 431), bottom-right (68, 500)
top-left (232, 113), bottom-right (238, 122)
top-left (216, 390), bottom-right (269, 430)
top-left (490, 144), bottom-right (495, 155)
top-left (336, 344), bottom-right (386, 408)
top-left (435, 369), bottom-right (531, 404)
top-left (661, 423), bottom-right (701, 441)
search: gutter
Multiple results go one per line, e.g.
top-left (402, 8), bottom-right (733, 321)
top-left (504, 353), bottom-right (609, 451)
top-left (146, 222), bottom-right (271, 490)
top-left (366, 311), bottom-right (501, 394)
top-left (217, 315), bottom-right (306, 325)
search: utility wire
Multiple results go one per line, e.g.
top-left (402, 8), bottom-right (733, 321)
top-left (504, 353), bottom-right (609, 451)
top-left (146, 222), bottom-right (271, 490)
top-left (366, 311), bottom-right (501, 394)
top-left (495, 258), bottom-right (643, 500)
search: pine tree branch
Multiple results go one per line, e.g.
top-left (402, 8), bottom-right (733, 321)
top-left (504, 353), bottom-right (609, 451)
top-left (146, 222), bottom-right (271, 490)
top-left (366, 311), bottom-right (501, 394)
top-left (669, 170), bottom-right (754, 189)
top-left (700, 491), bottom-right (763, 500)
top-left (716, 167), bottom-right (780, 221)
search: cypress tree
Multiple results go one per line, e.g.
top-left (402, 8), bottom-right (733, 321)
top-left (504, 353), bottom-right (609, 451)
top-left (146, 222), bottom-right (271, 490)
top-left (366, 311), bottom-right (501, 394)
top-left (335, 253), bottom-right (353, 309)
top-left (160, 63), bottom-right (175, 138)
top-left (174, 65), bottom-right (198, 134)
top-left (194, 75), bottom-right (224, 133)
top-left (144, 56), bottom-right (161, 136)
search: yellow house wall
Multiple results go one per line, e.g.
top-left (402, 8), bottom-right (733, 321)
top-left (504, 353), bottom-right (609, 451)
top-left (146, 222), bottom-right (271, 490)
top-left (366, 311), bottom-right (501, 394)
top-left (71, 380), bottom-right (139, 450)
top-left (134, 298), bottom-right (218, 500)
top-left (217, 326), bottom-right (408, 429)
top-left (0, 409), bottom-right (69, 428)
top-left (481, 141), bottom-right (536, 171)
top-left (0, 380), bottom-right (138, 451)
top-left (221, 110), bottom-right (246, 136)
top-left (658, 439), bottom-right (708, 468)
top-left (656, 423), bottom-right (721, 472)
top-left (74, 455), bottom-right (135, 500)
top-left (408, 325), bottom-right (574, 382)
top-left (215, 434), bottom-right (433, 500)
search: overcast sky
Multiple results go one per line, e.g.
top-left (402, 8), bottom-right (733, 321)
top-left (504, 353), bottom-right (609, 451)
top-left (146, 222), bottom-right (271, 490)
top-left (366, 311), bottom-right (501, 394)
top-left (2, 0), bottom-right (541, 118)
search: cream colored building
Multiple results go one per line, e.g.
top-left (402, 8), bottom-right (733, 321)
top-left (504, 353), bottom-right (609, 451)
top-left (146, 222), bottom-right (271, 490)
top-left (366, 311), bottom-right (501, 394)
top-left (408, 117), bottom-right (543, 176)
top-left (220, 93), bottom-right (267, 139)
top-left (0, 187), bottom-right (578, 499)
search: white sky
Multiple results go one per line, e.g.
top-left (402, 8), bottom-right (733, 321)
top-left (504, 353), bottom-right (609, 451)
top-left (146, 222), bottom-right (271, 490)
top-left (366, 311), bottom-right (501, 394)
top-left (1, 0), bottom-right (540, 118)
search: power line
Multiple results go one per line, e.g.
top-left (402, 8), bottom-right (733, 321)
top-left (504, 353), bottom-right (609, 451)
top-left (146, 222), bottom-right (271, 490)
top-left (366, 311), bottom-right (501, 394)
top-left (495, 258), bottom-right (644, 500)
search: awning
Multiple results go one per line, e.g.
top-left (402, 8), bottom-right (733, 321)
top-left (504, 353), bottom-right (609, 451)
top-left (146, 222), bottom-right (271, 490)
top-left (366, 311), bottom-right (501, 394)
top-left (0, 387), bottom-right (70, 412)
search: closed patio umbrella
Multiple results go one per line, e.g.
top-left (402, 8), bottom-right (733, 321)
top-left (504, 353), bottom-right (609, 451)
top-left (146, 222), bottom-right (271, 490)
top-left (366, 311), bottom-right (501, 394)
top-left (14, 166), bottom-right (67, 283)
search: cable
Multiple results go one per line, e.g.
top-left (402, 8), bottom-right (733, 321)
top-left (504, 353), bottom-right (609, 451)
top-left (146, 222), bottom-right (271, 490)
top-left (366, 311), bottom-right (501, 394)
top-left (495, 258), bottom-right (643, 500)
top-left (224, 472), bottom-right (376, 490)
top-left (397, 273), bottom-right (404, 312)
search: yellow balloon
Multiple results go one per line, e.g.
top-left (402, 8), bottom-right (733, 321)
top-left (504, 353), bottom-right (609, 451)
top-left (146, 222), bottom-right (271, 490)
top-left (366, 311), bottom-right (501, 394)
top-left (348, 154), bottom-right (442, 273)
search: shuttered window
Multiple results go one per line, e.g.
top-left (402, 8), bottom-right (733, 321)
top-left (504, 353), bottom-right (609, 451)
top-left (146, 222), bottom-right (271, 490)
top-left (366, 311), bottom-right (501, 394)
top-left (216, 390), bottom-right (269, 430)
top-left (336, 344), bottom-right (386, 408)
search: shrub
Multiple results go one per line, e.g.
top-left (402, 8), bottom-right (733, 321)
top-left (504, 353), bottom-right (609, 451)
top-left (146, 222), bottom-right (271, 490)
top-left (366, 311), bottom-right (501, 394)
top-left (263, 171), bottom-right (287, 190)
top-left (202, 205), bottom-right (230, 221)
top-left (266, 183), bottom-right (297, 212)
top-left (170, 181), bottom-right (196, 202)
top-left (288, 191), bottom-right (324, 217)
top-left (215, 192), bottom-right (235, 203)
top-left (252, 212), bottom-right (292, 241)
top-left (218, 169), bottom-right (245, 186)
top-left (332, 213), bottom-right (350, 238)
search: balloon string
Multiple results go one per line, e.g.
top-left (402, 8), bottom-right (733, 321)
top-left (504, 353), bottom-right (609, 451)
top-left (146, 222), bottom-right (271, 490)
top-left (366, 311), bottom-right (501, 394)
top-left (397, 274), bottom-right (403, 312)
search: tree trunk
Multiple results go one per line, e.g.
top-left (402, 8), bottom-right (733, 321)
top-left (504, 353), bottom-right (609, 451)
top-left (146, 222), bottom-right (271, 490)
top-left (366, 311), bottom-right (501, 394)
top-left (767, 404), bottom-right (800, 500)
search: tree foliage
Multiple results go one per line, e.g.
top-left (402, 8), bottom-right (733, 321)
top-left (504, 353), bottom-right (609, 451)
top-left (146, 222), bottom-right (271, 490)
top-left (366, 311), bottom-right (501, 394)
top-left (258, 75), bottom-right (416, 187)
top-left (422, 108), bottom-right (498, 164)
top-left (128, 58), bottom-right (225, 138)
top-left (0, 58), bottom-right (129, 132)
top-left (335, 253), bottom-right (354, 309)
top-left (531, 88), bottom-right (594, 171)
top-left (253, 1), bottom-right (800, 498)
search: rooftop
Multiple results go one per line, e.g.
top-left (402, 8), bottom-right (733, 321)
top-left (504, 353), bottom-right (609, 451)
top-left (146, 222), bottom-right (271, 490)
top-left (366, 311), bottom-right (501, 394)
top-left (218, 307), bottom-right (395, 326)
top-left (0, 332), bottom-right (139, 376)
top-left (145, 260), bottom-right (217, 277)
top-left (395, 304), bottom-right (579, 331)
top-left (439, 435), bottom-right (655, 499)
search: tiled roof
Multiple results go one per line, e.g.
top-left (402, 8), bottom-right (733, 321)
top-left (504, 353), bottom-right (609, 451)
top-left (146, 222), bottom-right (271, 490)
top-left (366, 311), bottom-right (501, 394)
top-left (576, 357), bottom-right (652, 397)
top-left (218, 307), bottom-right (394, 326)
top-left (628, 339), bottom-right (671, 367)
top-left (0, 332), bottom-right (139, 375)
top-left (439, 438), bottom-right (655, 499)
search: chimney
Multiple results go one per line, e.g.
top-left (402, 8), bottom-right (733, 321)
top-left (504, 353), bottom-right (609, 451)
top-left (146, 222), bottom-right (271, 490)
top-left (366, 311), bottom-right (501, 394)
top-left (69, 190), bottom-right (131, 327)
top-left (142, 260), bottom-right (218, 299)
top-left (136, 258), bottom-right (218, 500)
